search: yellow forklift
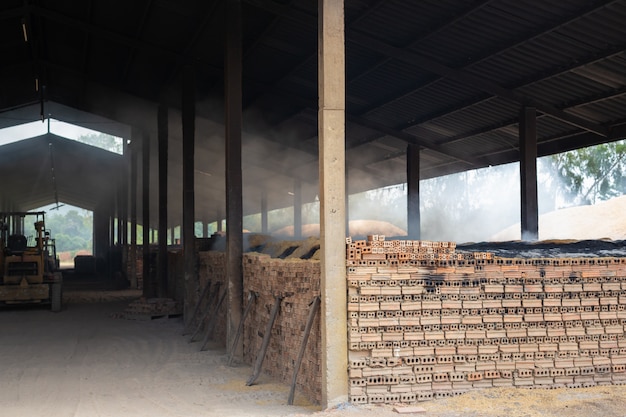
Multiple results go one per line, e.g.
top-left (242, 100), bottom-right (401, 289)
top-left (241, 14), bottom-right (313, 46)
top-left (0, 212), bottom-right (62, 311)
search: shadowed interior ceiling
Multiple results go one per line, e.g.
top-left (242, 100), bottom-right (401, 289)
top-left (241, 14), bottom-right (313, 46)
top-left (1, 0), bottom-right (626, 228)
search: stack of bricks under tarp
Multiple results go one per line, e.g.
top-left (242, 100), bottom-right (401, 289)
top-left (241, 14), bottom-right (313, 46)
top-left (243, 252), bottom-right (322, 404)
top-left (347, 235), bottom-right (626, 404)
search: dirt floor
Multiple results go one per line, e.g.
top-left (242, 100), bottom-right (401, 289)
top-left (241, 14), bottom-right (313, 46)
top-left (2, 290), bottom-right (626, 417)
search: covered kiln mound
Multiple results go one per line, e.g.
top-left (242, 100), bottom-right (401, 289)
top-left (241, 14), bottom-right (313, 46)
top-left (492, 195), bottom-right (626, 241)
top-left (272, 219), bottom-right (406, 238)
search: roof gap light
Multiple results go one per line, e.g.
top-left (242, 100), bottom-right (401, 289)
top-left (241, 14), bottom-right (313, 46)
top-left (0, 118), bottom-right (123, 155)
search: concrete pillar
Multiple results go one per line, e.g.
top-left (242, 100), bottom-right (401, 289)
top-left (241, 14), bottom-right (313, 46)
top-left (520, 107), bottom-right (538, 241)
top-left (142, 131), bottom-right (154, 298)
top-left (345, 169), bottom-right (350, 235)
top-left (318, 0), bottom-right (348, 408)
top-left (158, 103), bottom-right (168, 298)
top-left (182, 65), bottom-right (197, 325)
top-left (225, 0), bottom-right (244, 362)
top-left (294, 179), bottom-right (302, 239)
top-left (407, 144), bottom-right (421, 239)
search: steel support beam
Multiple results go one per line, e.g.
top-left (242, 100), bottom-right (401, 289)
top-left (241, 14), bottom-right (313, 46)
top-left (129, 132), bottom-right (138, 288)
top-left (294, 179), bottom-right (302, 240)
top-left (225, 0), bottom-right (244, 362)
top-left (261, 190), bottom-right (268, 234)
top-left (318, 0), bottom-right (348, 408)
top-left (158, 103), bottom-right (168, 298)
top-left (520, 107), bottom-right (538, 241)
top-left (182, 65), bottom-right (196, 326)
top-left (142, 131), bottom-right (153, 298)
top-left (407, 144), bottom-right (420, 240)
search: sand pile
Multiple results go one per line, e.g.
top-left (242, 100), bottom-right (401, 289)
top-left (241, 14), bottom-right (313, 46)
top-left (492, 195), bottom-right (626, 241)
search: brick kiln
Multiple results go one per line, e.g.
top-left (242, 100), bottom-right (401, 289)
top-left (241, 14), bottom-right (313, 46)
top-left (186, 233), bottom-right (626, 406)
top-left (346, 235), bottom-right (626, 404)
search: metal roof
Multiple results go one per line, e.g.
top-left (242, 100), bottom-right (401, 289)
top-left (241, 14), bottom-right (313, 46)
top-left (1, 0), bottom-right (625, 228)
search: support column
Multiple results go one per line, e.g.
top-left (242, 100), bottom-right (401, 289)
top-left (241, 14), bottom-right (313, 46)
top-left (294, 179), bottom-right (302, 239)
top-left (158, 103), bottom-right (169, 298)
top-left (130, 134), bottom-right (138, 288)
top-left (407, 144), bottom-right (421, 240)
top-left (182, 65), bottom-right (197, 325)
top-left (261, 190), bottom-right (268, 234)
top-left (93, 205), bottom-right (110, 262)
top-left (345, 169), bottom-right (350, 235)
top-left (318, 0), bottom-right (348, 408)
top-left (142, 131), bottom-right (154, 298)
top-left (520, 107), bottom-right (539, 241)
top-left (225, 0), bottom-right (244, 362)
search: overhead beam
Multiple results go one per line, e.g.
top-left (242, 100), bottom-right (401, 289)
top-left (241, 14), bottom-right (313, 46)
top-left (347, 31), bottom-right (609, 138)
top-left (356, 0), bottom-right (619, 117)
top-left (30, 5), bottom-right (221, 75)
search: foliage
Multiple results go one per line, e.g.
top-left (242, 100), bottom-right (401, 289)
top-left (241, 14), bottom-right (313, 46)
top-left (76, 132), bottom-right (123, 154)
top-left (45, 209), bottom-right (93, 253)
top-left (548, 140), bottom-right (626, 206)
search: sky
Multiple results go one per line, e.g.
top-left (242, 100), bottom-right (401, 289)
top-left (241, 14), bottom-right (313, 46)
top-left (0, 118), bottom-right (119, 148)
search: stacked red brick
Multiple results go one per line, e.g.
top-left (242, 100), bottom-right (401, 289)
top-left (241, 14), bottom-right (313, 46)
top-left (194, 251), bottom-right (227, 346)
top-left (347, 236), bottom-right (626, 404)
top-left (243, 253), bottom-right (322, 404)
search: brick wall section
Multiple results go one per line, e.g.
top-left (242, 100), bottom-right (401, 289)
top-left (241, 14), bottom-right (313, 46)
top-left (347, 236), bottom-right (626, 404)
top-left (192, 251), bottom-right (227, 347)
top-left (243, 253), bottom-right (322, 404)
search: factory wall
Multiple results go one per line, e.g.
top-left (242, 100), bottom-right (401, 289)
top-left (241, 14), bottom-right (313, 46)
top-left (190, 250), bottom-right (323, 404)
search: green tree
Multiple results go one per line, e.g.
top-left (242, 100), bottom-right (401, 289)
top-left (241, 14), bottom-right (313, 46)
top-left (549, 140), bottom-right (626, 205)
top-left (45, 209), bottom-right (93, 253)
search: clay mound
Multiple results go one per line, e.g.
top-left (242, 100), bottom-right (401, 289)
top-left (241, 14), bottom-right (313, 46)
top-left (491, 195), bottom-right (626, 241)
top-left (272, 219), bottom-right (406, 238)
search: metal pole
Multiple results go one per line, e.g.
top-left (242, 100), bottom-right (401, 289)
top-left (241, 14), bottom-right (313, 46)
top-left (182, 65), bottom-right (197, 325)
top-left (225, 0), bottom-right (244, 361)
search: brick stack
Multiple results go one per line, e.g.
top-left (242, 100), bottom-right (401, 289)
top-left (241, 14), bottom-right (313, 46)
top-left (194, 251), bottom-right (227, 346)
top-left (347, 236), bottom-right (626, 404)
top-left (243, 253), bottom-right (322, 404)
